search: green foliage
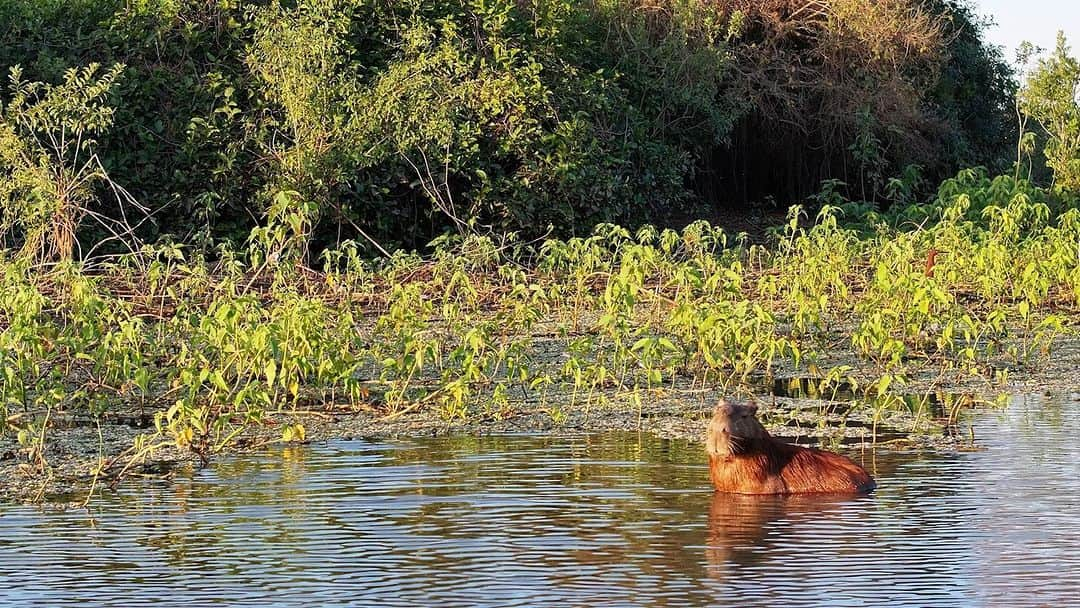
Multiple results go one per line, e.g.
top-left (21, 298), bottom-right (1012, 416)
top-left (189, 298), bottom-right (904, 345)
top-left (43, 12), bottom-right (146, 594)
top-left (0, 0), bottom-right (739, 250)
top-left (1020, 33), bottom-right (1080, 194)
top-left (927, 0), bottom-right (1018, 173)
top-left (1, 167), bottom-right (1078, 490)
top-left (249, 0), bottom-right (359, 205)
top-left (0, 63), bottom-right (124, 262)
top-left (0, 0), bottom-right (1022, 253)
top-left (245, 0), bottom-right (738, 239)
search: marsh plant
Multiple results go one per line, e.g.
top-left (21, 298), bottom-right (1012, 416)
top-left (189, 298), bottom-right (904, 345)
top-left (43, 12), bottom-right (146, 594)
top-left (5, 166), bottom-right (1078, 473)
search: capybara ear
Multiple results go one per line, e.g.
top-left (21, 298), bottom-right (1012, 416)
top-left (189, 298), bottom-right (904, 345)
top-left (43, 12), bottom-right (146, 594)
top-left (717, 398), bottom-right (742, 418)
top-left (745, 402), bottom-right (758, 415)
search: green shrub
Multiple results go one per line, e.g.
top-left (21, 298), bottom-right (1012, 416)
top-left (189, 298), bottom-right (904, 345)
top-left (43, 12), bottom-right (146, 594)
top-left (1020, 33), bottom-right (1080, 195)
top-left (0, 63), bottom-right (124, 262)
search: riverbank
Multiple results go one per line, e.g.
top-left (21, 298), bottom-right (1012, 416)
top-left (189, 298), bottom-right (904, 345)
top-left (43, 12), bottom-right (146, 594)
top-left (4, 175), bottom-right (1080, 504)
top-left (0, 392), bottom-right (929, 505)
top-left (5, 340), bottom-right (1078, 506)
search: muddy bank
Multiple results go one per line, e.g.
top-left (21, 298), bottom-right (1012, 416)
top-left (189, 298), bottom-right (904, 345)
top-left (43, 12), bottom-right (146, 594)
top-left (0, 384), bottom-right (982, 506)
top-left (4, 332), bottom-right (1079, 506)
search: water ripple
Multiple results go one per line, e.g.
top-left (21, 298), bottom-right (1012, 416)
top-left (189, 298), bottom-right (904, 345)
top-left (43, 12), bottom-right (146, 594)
top-left (1, 393), bottom-right (1078, 607)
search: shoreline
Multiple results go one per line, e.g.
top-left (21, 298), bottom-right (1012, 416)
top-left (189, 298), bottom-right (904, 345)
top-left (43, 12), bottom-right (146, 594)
top-left (6, 373), bottom-right (1067, 506)
top-left (4, 329), bottom-right (1080, 506)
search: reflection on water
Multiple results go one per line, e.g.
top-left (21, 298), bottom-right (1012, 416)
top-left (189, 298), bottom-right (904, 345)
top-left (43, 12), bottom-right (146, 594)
top-left (1, 393), bottom-right (1078, 607)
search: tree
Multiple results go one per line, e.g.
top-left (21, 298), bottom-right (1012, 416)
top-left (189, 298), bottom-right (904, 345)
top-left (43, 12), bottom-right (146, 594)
top-left (1020, 32), bottom-right (1080, 194)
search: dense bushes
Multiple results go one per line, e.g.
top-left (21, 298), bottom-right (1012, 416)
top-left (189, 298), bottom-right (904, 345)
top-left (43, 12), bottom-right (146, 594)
top-left (1019, 33), bottom-right (1080, 195)
top-left (243, 0), bottom-right (745, 247)
top-left (0, 0), bottom-right (1027, 255)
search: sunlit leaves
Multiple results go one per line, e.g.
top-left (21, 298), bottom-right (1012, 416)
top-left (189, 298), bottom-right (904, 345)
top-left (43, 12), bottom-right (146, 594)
top-left (0, 63), bottom-right (125, 262)
top-left (1019, 32), bottom-right (1080, 194)
top-left (1, 164), bottom-right (1078, 479)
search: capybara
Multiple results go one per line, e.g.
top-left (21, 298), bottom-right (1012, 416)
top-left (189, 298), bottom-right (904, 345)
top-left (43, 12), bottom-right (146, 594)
top-left (705, 399), bottom-right (876, 494)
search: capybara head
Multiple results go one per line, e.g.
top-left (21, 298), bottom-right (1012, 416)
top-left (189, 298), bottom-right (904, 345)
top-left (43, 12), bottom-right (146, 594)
top-left (706, 399), bottom-right (769, 458)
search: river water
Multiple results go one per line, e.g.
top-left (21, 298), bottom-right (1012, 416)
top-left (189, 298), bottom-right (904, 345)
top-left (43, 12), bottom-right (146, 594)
top-left (1, 393), bottom-right (1078, 607)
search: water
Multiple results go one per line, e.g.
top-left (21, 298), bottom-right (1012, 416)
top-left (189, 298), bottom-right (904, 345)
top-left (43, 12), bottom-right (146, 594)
top-left (2, 393), bottom-right (1078, 607)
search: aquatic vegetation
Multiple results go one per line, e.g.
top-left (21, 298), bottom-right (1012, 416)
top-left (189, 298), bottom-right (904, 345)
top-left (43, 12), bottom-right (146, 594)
top-left (0, 167), bottom-right (1077, 486)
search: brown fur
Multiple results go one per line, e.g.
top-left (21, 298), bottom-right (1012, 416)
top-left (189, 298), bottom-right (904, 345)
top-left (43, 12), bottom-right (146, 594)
top-left (706, 399), bottom-right (876, 494)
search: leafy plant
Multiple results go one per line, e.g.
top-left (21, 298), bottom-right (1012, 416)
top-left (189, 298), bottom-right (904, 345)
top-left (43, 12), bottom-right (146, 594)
top-left (0, 63), bottom-right (126, 262)
top-left (1019, 32), bottom-right (1080, 194)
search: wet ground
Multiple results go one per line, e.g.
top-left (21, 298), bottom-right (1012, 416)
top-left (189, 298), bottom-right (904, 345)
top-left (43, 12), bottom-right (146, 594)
top-left (0, 384), bottom-right (940, 503)
top-left (4, 329), bottom-right (1079, 503)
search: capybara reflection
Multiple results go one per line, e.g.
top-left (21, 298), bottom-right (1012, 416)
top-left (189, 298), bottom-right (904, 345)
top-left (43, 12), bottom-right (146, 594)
top-left (706, 399), bottom-right (876, 494)
top-left (705, 493), bottom-right (783, 573)
top-left (705, 492), bottom-right (855, 579)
